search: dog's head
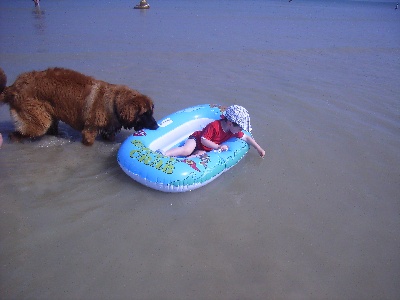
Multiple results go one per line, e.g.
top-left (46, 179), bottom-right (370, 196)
top-left (116, 92), bottom-right (159, 131)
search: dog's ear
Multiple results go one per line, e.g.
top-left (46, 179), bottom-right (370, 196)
top-left (115, 92), bottom-right (154, 127)
top-left (118, 101), bottom-right (140, 124)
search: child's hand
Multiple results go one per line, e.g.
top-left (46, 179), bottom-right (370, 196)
top-left (258, 148), bottom-right (265, 158)
top-left (218, 144), bottom-right (229, 151)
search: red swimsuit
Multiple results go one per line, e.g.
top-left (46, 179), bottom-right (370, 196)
top-left (189, 119), bottom-right (244, 151)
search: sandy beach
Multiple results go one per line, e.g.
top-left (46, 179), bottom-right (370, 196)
top-left (1, 0), bottom-right (399, 299)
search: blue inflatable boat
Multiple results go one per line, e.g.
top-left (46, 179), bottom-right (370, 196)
top-left (117, 104), bottom-right (251, 192)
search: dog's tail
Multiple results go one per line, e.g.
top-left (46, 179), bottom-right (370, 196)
top-left (0, 67), bottom-right (7, 103)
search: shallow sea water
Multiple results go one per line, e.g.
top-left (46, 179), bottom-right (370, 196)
top-left (1, 0), bottom-right (399, 299)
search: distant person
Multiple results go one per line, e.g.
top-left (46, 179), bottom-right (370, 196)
top-left (137, 0), bottom-right (150, 8)
top-left (396, 2), bottom-right (399, 9)
top-left (0, 133), bottom-right (3, 148)
top-left (33, 0), bottom-right (40, 7)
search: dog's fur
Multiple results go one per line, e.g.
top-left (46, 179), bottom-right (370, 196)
top-left (0, 67), bottom-right (158, 145)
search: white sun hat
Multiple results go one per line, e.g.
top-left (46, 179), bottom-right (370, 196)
top-left (223, 105), bottom-right (252, 132)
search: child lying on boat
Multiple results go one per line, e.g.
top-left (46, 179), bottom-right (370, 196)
top-left (163, 105), bottom-right (265, 158)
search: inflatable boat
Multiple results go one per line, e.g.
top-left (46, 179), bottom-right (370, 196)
top-left (117, 104), bottom-right (251, 192)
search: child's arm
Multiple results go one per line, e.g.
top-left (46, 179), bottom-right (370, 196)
top-left (201, 137), bottom-right (228, 151)
top-left (241, 135), bottom-right (266, 158)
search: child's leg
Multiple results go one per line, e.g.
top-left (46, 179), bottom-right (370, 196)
top-left (164, 138), bottom-right (197, 157)
top-left (187, 150), bottom-right (206, 158)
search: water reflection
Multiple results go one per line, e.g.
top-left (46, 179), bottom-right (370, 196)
top-left (32, 6), bottom-right (45, 34)
top-left (31, 6), bottom-right (47, 53)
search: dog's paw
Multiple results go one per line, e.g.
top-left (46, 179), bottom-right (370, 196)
top-left (9, 132), bottom-right (24, 143)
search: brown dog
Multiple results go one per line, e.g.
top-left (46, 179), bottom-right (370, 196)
top-left (0, 67), bottom-right (158, 145)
